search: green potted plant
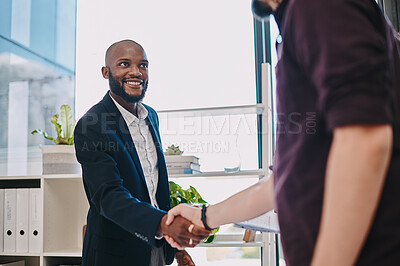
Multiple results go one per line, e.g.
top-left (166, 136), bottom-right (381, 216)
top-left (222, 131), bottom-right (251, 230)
top-left (31, 104), bottom-right (80, 174)
top-left (164, 144), bottom-right (184, 156)
top-left (169, 181), bottom-right (219, 243)
top-left (32, 104), bottom-right (75, 145)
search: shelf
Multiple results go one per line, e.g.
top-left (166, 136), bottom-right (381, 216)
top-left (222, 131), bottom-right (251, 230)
top-left (157, 104), bottom-right (265, 117)
top-left (43, 249), bottom-right (82, 257)
top-left (42, 174), bottom-right (81, 180)
top-left (2, 170), bottom-right (265, 180)
top-left (0, 176), bottom-right (41, 180)
top-left (0, 174), bottom-right (82, 180)
top-left (0, 252), bottom-right (40, 256)
top-left (168, 169), bottom-right (265, 179)
top-left (198, 234), bottom-right (265, 247)
top-left (198, 240), bottom-right (264, 248)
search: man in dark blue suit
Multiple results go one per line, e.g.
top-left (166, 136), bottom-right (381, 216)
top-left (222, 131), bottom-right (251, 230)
top-left (74, 40), bottom-right (209, 266)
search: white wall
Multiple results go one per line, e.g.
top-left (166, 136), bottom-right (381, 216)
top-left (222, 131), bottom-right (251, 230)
top-left (76, 0), bottom-right (256, 118)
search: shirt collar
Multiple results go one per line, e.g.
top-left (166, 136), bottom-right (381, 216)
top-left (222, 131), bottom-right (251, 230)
top-left (109, 92), bottom-right (148, 125)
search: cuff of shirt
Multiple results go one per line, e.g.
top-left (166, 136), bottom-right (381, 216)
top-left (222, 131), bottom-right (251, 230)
top-left (155, 232), bottom-right (164, 240)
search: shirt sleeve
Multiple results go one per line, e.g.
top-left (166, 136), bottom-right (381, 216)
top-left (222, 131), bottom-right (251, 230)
top-left (286, 0), bottom-right (393, 131)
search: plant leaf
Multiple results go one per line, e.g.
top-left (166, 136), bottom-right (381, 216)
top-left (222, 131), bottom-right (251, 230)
top-left (198, 198), bottom-right (207, 204)
top-left (168, 180), bottom-right (219, 243)
top-left (67, 136), bottom-right (74, 145)
top-left (169, 181), bottom-right (181, 192)
top-left (60, 105), bottom-right (75, 140)
top-left (204, 234), bottom-right (215, 243)
top-left (58, 138), bottom-right (69, 145)
top-left (189, 186), bottom-right (206, 203)
top-left (171, 197), bottom-right (179, 208)
top-left (31, 129), bottom-right (58, 144)
top-left (50, 114), bottom-right (62, 140)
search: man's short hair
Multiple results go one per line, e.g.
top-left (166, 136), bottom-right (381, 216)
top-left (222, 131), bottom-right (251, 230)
top-left (105, 39), bottom-right (144, 64)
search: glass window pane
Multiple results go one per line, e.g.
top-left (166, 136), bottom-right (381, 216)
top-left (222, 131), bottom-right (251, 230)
top-left (76, 0), bottom-right (256, 116)
top-left (0, 0), bottom-right (76, 176)
top-left (160, 113), bottom-right (259, 172)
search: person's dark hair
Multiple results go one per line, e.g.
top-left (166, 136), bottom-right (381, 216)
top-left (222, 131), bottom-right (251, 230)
top-left (252, 0), bottom-right (274, 20)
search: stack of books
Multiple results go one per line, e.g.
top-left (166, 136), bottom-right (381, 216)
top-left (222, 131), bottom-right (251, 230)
top-left (165, 155), bottom-right (201, 175)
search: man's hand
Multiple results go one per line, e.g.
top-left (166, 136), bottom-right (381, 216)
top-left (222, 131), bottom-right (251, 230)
top-left (175, 250), bottom-right (195, 266)
top-left (158, 214), bottom-right (210, 249)
top-left (166, 204), bottom-right (203, 228)
top-left (167, 175), bottom-right (275, 232)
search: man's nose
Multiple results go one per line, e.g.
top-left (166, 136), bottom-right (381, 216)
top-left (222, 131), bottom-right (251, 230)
top-left (128, 65), bottom-right (142, 76)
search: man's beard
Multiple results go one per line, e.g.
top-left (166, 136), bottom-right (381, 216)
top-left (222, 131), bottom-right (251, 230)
top-left (252, 0), bottom-right (274, 19)
top-left (108, 70), bottom-right (148, 104)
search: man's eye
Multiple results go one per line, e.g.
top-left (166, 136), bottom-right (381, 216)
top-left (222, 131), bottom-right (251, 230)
top-left (140, 63), bottom-right (148, 68)
top-left (119, 62), bottom-right (129, 67)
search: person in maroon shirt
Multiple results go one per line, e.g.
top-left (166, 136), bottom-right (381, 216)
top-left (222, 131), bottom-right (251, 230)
top-left (164, 0), bottom-right (400, 265)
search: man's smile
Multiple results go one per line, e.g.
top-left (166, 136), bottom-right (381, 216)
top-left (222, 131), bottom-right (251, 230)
top-left (126, 81), bottom-right (142, 86)
top-left (123, 78), bottom-right (144, 90)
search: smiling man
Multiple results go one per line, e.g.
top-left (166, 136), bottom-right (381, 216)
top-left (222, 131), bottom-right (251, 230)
top-left (102, 40), bottom-right (149, 112)
top-left (74, 40), bottom-right (209, 266)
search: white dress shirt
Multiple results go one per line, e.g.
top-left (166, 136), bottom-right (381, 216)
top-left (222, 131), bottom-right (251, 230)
top-left (110, 95), bottom-right (165, 266)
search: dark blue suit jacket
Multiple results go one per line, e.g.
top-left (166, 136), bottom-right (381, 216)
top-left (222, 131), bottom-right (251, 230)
top-left (74, 93), bottom-right (175, 266)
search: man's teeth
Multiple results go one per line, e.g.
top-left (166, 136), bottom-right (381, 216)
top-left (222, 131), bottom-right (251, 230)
top-left (126, 81), bottom-right (141, 85)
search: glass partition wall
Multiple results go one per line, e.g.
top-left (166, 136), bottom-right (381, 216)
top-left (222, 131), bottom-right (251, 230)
top-left (0, 0), bottom-right (76, 176)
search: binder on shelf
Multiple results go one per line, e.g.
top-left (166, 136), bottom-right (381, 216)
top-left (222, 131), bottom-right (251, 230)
top-left (16, 189), bottom-right (29, 253)
top-left (4, 189), bottom-right (17, 252)
top-left (0, 189), bottom-right (4, 252)
top-left (28, 188), bottom-right (42, 253)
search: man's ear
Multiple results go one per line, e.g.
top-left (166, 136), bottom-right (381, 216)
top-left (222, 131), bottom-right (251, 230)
top-left (101, 66), bottom-right (109, 79)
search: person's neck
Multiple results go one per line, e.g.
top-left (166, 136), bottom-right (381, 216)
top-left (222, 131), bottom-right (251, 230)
top-left (274, 0), bottom-right (289, 30)
top-left (110, 91), bottom-right (138, 117)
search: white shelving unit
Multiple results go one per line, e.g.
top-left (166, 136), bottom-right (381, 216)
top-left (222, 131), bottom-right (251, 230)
top-left (162, 63), bottom-right (277, 266)
top-left (0, 171), bottom-right (272, 266)
top-left (198, 234), bottom-right (264, 248)
top-left (0, 174), bottom-right (88, 266)
top-left (169, 169), bottom-right (265, 179)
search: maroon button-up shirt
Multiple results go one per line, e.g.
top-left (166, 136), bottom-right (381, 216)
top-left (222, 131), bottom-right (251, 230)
top-left (273, 0), bottom-right (400, 265)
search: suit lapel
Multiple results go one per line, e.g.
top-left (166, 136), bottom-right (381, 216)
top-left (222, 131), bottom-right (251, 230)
top-left (101, 93), bottom-right (146, 185)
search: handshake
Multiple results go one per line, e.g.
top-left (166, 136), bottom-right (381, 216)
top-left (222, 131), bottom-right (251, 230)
top-left (158, 204), bottom-right (214, 250)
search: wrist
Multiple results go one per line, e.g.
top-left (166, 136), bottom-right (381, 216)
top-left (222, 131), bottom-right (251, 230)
top-left (194, 207), bottom-right (202, 226)
top-left (206, 205), bottom-right (217, 229)
top-left (201, 205), bottom-right (214, 230)
top-left (175, 249), bottom-right (186, 255)
top-left (158, 214), bottom-right (168, 235)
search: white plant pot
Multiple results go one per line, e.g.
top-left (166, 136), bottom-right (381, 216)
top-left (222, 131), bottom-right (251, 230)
top-left (40, 145), bottom-right (81, 175)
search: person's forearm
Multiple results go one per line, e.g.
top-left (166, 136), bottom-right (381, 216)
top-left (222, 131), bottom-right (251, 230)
top-left (311, 125), bottom-right (393, 266)
top-left (207, 174), bottom-right (275, 228)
